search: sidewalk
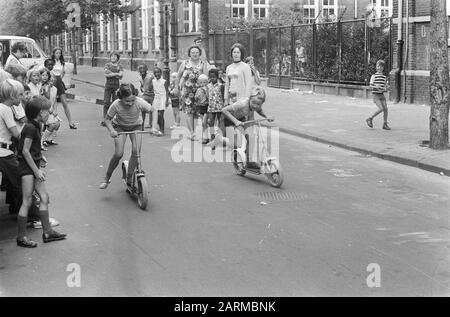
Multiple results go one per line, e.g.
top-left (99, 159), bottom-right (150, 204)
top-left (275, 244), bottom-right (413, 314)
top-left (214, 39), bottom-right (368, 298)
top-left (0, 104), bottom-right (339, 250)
top-left (71, 65), bottom-right (450, 176)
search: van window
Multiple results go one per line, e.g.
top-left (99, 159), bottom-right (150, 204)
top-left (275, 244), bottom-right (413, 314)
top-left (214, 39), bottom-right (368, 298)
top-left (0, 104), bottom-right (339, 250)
top-left (11, 40), bottom-right (41, 59)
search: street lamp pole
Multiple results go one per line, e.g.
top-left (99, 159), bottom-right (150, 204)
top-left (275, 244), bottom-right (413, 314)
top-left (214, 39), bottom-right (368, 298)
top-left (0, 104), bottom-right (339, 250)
top-left (159, 0), bottom-right (171, 83)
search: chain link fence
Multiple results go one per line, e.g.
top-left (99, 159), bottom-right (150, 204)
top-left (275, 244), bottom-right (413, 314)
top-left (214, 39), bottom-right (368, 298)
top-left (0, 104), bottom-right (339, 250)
top-left (211, 18), bottom-right (392, 87)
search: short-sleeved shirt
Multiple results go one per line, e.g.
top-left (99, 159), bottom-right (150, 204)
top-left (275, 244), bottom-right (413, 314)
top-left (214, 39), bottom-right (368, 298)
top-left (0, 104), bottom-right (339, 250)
top-left (0, 103), bottom-right (17, 157)
top-left (17, 120), bottom-right (42, 161)
top-left (222, 98), bottom-right (252, 121)
top-left (105, 62), bottom-right (123, 88)
top-left (106, 97), bottom-right (152, 128)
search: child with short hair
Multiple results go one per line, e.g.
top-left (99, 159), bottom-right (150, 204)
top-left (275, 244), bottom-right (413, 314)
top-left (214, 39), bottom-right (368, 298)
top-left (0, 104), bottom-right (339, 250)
top-left (220, 87), bottom-right (273, 169)
top-left (16, 96), bottom-right (67, 248)
top-left (100, 83), bottom-right (158, 189)
top-left (137, 64), bottom-right (155, 129)
top-left (206, 68), bottom-right (224, 145)
top-left (152, 67), bottom-right (168, 135)
top-left (27, 69), bottom-right (41, 97)
top-left (366, 60), bottom-right (390, 130)
top-left (102, 52), bottom-right (124, 126)
top-left (195, 74), bottom-right (209, 143)
top-left (169, 72), bottom-right (181, 129)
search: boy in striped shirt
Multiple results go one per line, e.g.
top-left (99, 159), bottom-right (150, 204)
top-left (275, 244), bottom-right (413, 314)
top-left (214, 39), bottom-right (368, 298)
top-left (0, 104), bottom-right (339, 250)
top-left (366, 60), bottom-right (390, 130)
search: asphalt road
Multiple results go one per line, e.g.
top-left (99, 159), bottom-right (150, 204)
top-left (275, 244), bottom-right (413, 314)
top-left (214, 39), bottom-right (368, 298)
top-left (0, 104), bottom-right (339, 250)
top-left (0, 90), bottom-right (449, 297)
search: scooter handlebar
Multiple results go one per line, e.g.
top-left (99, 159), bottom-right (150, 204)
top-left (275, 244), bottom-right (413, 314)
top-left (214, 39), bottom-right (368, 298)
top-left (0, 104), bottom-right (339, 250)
top-left (117, 131), bottom-right (155, 136)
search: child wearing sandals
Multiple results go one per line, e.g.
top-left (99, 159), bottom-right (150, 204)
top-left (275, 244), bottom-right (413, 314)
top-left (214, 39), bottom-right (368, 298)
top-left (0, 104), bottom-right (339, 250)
top-left (16, 96), bottom-right (66, 248)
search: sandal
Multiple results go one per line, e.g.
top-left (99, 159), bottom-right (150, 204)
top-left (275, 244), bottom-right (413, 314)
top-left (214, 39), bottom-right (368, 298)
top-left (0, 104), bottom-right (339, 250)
top-left (366, 118), bottom-right (373, 128)
top-left (69, 123), bottom-right (77, 130)
top-left (17, 236), bottom-right (38, 248)
top-left (99, 179), bottom-right (111, 190)
top-left (43, 230), bottom-right (67, 243)
top-left (43, 140), bottom-right (58, 146)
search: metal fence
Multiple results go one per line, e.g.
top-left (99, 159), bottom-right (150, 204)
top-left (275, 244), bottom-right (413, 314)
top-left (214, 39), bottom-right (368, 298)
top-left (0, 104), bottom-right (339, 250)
top-left (211, 18), bottom-right (392, 88)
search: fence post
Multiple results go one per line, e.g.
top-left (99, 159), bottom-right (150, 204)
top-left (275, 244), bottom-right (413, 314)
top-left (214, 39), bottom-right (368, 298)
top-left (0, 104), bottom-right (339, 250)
top-left (266, 27), bottom-right (270, 79)
top-left (249, 28), bottom-right (254, 58)
top-left (222, 28), bottom-right (226, 69)
top-left (364, 21), bottom-right (369, 85)
top-left (291, 24), bottom-right (295, 78)
top-left (313, 22), bottom-right (317, 78)
top-left (337, 20), bottom-right (342, 84)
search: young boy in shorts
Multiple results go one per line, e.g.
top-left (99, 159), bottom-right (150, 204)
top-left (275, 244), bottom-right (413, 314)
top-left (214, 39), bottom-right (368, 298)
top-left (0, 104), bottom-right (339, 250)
top-left (16, 96), bottom-right (66, 248)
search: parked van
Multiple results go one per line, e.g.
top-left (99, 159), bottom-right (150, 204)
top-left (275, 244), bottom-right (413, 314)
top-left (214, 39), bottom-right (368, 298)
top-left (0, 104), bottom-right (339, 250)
top-left (0, 35), bottom-right (73, 88)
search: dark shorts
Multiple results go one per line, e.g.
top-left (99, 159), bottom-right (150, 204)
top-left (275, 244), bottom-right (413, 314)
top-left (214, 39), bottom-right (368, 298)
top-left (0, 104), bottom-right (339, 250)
top-left (171, 98), bottom-right (180, 108)
top-left (54, 76), bottom-right (66, 96)
top-left (18, 159), bottom-right (41, 177)
top-left (196, 105), bottom-right (208, 115)
top-left (224, 116), bottom-right (245, 127)
top-left (112, 123), bottom-right (142, 133)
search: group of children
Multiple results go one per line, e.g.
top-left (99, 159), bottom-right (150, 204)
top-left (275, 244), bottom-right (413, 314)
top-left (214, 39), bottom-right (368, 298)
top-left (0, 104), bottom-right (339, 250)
top-left (0, 61), bottom-right (67, 248)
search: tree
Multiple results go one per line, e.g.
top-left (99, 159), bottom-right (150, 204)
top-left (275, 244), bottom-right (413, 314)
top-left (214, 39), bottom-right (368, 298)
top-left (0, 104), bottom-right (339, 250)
top-left (429, 0), bottom-right (450, 149)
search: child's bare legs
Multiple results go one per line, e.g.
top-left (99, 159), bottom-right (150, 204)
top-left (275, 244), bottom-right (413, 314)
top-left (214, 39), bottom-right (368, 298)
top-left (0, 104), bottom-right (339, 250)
top-left (43, 122), bottom-right (60, 144)
top-left (158, 110), bottom-right (165, 134)
top-left (104, 135), bottom-right (127, 183)
top-left (186, 113), bottom-right (195, 139)
top-left (59, 94), bottom-right (76, 128)
top-left (202, 114), bottom-right (209, 143)
top-left (172, 107), bottom-right (181, 127)
top-left (367, 94), bottom-right (389, 129)
top-left (17, 175), bottom-right (37, 246)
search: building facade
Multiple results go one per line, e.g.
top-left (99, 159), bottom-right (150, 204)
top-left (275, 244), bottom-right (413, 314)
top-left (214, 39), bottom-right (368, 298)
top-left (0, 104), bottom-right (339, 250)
top-left (389, 0), bottom-right (450, 105)
top-left (42, 0), bottom-right (395, 76)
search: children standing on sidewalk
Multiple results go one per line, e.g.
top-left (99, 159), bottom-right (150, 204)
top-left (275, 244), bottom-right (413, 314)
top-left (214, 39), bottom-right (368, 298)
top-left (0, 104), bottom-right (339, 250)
top-left (206, 69), bottom-right (224, 144)
top-left (41, 70), bottom-right (61, 147)
top-left (152, 67), bottom-right (168, 135)
top-left (169, 72), bottom-right (181, 129)
top-left (366, 60), bottom-right (390, 130)
top-left (16, 96), bottom-right (66, 248)
top-left (138, 64), bottom-right (155, 129)
top-left (195, 74), bottom-right (209, 144)
top-left (102, 52), bottom-right (124, 126)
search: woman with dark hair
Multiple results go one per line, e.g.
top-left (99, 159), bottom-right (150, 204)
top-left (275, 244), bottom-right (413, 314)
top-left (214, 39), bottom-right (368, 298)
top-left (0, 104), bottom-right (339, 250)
top-left (51, 47), bottom-right (76, 129)
top-left (224, 43), bottom-right (252, 107)
top-left (177, 44), bottom-right (209, 140)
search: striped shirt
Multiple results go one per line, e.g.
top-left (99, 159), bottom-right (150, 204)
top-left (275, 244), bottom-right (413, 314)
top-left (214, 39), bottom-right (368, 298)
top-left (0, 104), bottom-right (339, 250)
top-left (371, 72), bottom-right (387, 94)
top-left (106, 97), bottom-right (152, 127)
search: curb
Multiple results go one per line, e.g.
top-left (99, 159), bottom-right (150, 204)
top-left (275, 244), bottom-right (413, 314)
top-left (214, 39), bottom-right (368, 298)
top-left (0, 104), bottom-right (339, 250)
top-left (275, 126), bottom-right (450, 177)
top-left (66, 80), bottom-right (450, 178)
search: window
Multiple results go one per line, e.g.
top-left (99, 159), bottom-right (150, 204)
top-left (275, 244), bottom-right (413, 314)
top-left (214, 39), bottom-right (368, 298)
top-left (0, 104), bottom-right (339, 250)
top-left (370, 0), bottom-right (393, 18)
top-left (117, 17), bottom-right (123, 51)
top-left (64, 32), bottom-right (69, 53)
top-left (304, 0), bottom-right (318, 24)
top-left (85, 29), bottom-right (90, 53)
top-left (322, 0), bottom-right (338, 19)
top-left (154, 0), bottom-right (160, 51)
top-left (141, 0), bottom-right (151, 50)
top-left (99, 16), bottom-right (105, 52)
top-left (253, 0), bottom-right (269, 19)
top-left (107, 19), bottom-right (112, 51)
top-left (183, 1), bottom-right (190, 33)
top-left (232, 0), bottom-right (247, 18)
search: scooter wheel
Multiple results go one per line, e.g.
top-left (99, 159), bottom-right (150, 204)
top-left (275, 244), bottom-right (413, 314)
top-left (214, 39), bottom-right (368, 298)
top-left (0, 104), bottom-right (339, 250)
top-left (266, 160), bottom-right (284, 188)
top-left (232, 149), bottom-right (246, 176)
top-left (137, 177), bottom-right (149, 210)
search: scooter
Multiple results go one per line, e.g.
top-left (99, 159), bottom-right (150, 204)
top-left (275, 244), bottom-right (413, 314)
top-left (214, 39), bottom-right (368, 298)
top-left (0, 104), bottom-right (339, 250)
top-left (231, 118), bottom-right (284, 188)
top-left (119, 130), bottom-right (153, 210)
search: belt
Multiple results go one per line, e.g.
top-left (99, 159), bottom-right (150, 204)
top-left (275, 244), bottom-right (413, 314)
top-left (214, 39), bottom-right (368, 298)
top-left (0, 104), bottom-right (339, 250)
top-left (0, 142), bottom-right (12, 150)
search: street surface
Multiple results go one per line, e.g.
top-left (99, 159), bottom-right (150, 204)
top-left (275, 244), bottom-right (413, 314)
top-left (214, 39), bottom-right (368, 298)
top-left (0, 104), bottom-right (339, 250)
top-left (0, 81), bottom-right (449, 297)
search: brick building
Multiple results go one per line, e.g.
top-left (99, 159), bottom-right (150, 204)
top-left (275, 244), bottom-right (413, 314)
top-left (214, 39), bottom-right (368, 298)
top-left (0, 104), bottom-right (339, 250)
top-left (390, 0), bottom-right (450, 105)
